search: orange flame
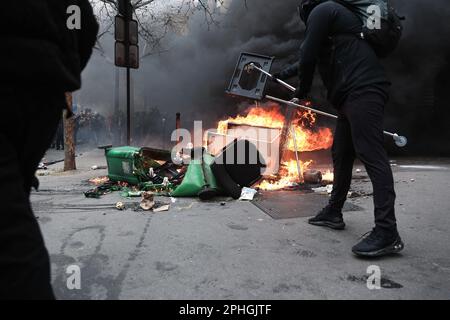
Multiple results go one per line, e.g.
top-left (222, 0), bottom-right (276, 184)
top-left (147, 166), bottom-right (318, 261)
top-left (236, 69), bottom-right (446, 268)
top-left (216, 103), bottom-right (334, 190)
top-left (322, 170), bottom-right (334, 182)
top-left (218, 104), bottom-right (333, 153)
top-left (288, 110), bottom-right (334, 152)
top-left (218, 103), bottom-right (284, 134)
top-left (258, 159), bottom-right (313, 190)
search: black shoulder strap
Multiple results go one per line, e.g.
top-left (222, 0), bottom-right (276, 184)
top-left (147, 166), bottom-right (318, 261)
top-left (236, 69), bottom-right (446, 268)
top-left (330, 0), bottom-right (364, 40)
top-left (332, 0), bottom-right (364, 23)
top-left (332, 0), bottom-right (356, 14)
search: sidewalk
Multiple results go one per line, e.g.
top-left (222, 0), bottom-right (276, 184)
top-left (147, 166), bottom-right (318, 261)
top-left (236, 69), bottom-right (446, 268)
top-left (32, 149), bottom-right (450, 299)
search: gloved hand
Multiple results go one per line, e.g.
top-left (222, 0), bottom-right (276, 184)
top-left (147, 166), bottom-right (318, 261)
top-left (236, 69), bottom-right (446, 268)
top-left (290, 96), bottom-right (312, 107)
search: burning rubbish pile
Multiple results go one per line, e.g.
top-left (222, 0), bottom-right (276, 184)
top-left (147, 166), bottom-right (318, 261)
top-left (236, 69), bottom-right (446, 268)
top-left (86, 102), bottom-right (335, 204)
top-left (88, 114), bottom-right (333, 204)
top-left (217, 103), bottom-right (333, 152)
top-left (210, 103), bottom-right (334, 190)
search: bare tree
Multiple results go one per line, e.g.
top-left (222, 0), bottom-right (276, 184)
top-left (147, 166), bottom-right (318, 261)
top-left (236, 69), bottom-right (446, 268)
top-left (91, 0), bottom-right (228, 57)
top-left (64, 92), bottom-right (77, 171)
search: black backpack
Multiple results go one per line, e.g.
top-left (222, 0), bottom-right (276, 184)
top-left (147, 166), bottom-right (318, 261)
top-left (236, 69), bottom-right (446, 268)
top-left (333, 0), bottom-right (404, 58)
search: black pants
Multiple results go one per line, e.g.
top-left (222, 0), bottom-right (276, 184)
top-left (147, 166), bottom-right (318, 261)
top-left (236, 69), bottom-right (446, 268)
top-left (328, 88), bottom-right (397, 232)
top-left (0, 88), bottom-right (63, 299)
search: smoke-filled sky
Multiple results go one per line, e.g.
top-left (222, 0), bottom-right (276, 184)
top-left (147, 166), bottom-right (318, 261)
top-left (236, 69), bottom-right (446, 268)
top-left (79, 0), bottom-right (450, 155)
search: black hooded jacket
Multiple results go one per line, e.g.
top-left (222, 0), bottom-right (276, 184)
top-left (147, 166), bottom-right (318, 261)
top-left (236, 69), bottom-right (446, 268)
top-left (0, 0), bottom-right (99, 93)
top-left (279, 1), bottom-right (390, 107)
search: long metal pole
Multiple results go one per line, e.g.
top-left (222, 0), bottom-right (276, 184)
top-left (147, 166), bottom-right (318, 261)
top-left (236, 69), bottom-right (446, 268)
top-left (114, 68), bottom-right (120, 145)
top-left (266, 95), bottom-right (407, 147)
top-left (291, 125), bottom-right (303, 182)
top-left (250, 63), bottom-right (295, 91)
top-left (266, 95), bottom-right (338, 119)
top-left (250, 63), bottom-right (408, 147)
top-left (126, 67), bottom-right (131, 145)
top-left (125, 2), bottom-right (131, 146)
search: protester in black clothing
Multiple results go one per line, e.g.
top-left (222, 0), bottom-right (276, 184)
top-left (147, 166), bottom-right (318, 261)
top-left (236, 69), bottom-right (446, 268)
top-left (0, 1), bottom-right (98, 299)
top-left (276, 0), bottom-right (404, 257)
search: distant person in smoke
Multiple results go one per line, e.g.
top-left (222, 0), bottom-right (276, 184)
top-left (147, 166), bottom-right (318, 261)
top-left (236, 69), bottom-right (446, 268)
top-left (0, 1), bottom-right (98, 299)
top-left (55, 119), bottom-right (65, 150)
top-left (275, 0), bottom-right (404, 257)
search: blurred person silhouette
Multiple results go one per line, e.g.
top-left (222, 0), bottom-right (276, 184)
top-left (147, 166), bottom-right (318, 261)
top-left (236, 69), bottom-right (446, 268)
top-left (0, 1), bottom-right (98, 299)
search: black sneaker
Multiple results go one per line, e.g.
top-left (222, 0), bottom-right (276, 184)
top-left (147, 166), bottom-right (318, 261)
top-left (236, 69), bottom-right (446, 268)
top-left (308, 207), bottom-right (345, 230)
top-left (352, 227), bottom-right (404, 257)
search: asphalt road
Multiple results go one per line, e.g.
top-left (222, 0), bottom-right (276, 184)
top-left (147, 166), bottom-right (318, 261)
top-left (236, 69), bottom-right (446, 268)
top-left (32, 149), bottom-right (450, 299)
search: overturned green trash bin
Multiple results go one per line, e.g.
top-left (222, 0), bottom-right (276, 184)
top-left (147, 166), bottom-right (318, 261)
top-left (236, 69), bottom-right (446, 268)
top-left (105, 146), bottom-right (161, 184)
top-left (170, 159), bottom-right (204, 197)
top-left (171, 152), bottom-right (222, 198)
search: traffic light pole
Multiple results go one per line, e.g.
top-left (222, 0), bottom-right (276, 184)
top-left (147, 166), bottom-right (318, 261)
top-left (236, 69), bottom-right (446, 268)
top-left (126, 67), bottom-right (131, 145)
top-left (116, 0), bottom-right (138, 146)
top-left (125, 4), bottom-right (131, 146)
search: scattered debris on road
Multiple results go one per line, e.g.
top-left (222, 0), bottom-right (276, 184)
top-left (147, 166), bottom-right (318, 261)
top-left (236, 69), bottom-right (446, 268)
top-left (312, 184), bottom-right (333, 195)
top-left (153, 204), bottom-right (170, 213)
top-left (239, 187), bottom-right (258, 201)
top-left (91, 165), bottom-right (108, 170)
top-left (140, 191), bottom-right (155, 211)
top-left (303, 169), bottom-right (323, 184)
top-left (115, 202), bottom-right (125, 210)
top-left (89, 176), bottom-right (109, 185)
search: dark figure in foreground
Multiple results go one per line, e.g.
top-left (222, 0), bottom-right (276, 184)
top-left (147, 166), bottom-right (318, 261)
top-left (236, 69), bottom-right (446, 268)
top-left (0, 1), bottom-right (98, 299)
top-left (276, 0), bottom-right (404, 257)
